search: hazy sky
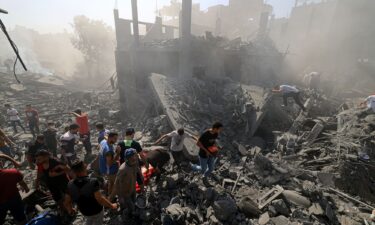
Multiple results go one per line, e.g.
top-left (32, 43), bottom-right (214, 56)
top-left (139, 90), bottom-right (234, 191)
top-left (0, 0), bottom-right (295, 33)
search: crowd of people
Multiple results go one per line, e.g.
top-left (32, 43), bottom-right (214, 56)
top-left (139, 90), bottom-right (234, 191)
top-left (0, 105), bottom-right (224, 225)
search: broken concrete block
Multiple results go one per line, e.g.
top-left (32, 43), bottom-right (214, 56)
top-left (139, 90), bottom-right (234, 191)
top-left (271, 215), bottom-right (290, 225)
top-left (259, 212), bottom-right (270, 225)
top-left (271, 199), bottom-right (290, 216)
top-left (213, 197), bottom-right (237, 221)
top-left (166, 203), bottom-right (185, 221)
top-left (308, 203), bottom-right (324, 215)
top-left (238, 196), bottom-right (261, 218)
top-left (282, 190), bottom-right (311, 208)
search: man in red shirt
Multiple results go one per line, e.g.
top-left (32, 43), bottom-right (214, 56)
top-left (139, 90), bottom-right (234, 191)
top-left (71, 109), bottom-right (92, 156)
top-left (0, 154), bottom-right (29, 225)
top-left (25, 104), bottom-right (40, 138)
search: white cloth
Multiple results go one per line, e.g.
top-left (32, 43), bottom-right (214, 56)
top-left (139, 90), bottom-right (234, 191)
top-left (280, 85), bottom-right (299, 94)
top-left (167, 131), bottom-right (190, 152)
top-left (366, 95), bottom-right (375, 112)
top-left (7, 108), bottom-right (20, 121)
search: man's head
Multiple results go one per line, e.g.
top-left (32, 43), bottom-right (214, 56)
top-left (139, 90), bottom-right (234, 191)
top-left (212, 122), bottom-right (223, 134)
top-left (26, 104), bottom-right (32, 110)
top-left (273, 85), bottom-right (281, 91)
top-left (125, 128), bottom-right (135, 138)
top-left (35, 149), bottom-right (50, 164)
top-left (96, 122), bottom-right (104, 131)
top-left (107, 131), bottom-right (118, 144)
top-left (125, 148), bottom-right (137, 165)
top-left (69, 123), bottom-right (80, 134)
top-left (177, 128), bottom-right (185, 136)
top-left (36, 134), bottom-right (45, 144)
top-left (74, 109), bottom-right (82, 115)
top-left (71, 160), bottom-right (87, 176)
top-left (4, 104), bottom-right (10, 109)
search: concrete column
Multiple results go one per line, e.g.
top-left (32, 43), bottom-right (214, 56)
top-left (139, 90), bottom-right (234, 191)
top-left (131, 0), bottom-right (140, 47)
top-left (179, 0), bottom-right (192, 78)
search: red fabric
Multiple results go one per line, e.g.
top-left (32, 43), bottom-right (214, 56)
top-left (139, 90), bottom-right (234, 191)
top-left (0, 169), bottom-right (22, 204)
top-left (37, 164), bottom-right (43, 173)
top-left (76, 114), bottom-right (89, 135)
top-left (136, 166), bottom-right (155, 193)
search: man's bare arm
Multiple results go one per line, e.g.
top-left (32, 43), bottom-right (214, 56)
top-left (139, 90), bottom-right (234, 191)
top-left (0, 153), bottom-right (20, 167)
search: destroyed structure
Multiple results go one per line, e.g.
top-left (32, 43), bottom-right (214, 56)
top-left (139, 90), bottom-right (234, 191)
top-left (1, 0), bottom-right (375, 225)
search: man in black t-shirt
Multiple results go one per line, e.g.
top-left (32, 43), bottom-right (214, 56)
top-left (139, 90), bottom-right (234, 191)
top-left (65, 161), bottom-right (118, 225)
top-left (35, 150), bottom-right (69, 210)
top-left (27, 135), bottom-right (47, 169)
top-left (116, 128), bottom-right (147, 167)
top-left (192, 122), bottom-right (223, 180)
top-left (145, 149), bottom-right (170, 181)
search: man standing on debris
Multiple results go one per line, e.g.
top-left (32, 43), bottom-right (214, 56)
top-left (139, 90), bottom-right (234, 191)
top-left (5, 104), bottom-right (25, 134)
top-left (110, 148), bottom-right (144, 219)
top-left (71, 109), bottom-right (92, 156)
top-left (35, 150), bottom-right (70, 211)
top-left (27, 134), bottom-right (47, 169)
top-left (60, 123), bottom-right (80, 166)
top-left (272, 85), bottom-right (306, 111)
top-left (0, 154), bottom-right (29, 225)
top-left (96, 122), bottom-right (109, 144)
top-left (65, 160), bottom-right (118, 225)
top-left (117, 128), bottom-right (147, 168)
top-left (154, 128), bottom-right (197, 168)
top-left (192, 122), bottom-right (223, 182)
top-left (98, 131), bottom-right (119, 196)
top-left (144, 149), bottom-right (170, 182)
top-left (43, 121), bottom-right (58, 157)
top-left (0, 128), bottom-right (15, 156)
top-left (25, 104), bottom-right (40, 138)
top-left (304, 72), bottom-right (321, 91)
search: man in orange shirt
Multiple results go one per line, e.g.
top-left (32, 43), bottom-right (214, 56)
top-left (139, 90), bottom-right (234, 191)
top-left (71, 109), bottom-right (92, 156)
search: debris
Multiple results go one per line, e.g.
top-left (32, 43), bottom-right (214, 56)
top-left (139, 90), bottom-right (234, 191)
top-left (258, 185), bottom-right (284, 209)
top-left (282, 190), bottom-right (311, 208)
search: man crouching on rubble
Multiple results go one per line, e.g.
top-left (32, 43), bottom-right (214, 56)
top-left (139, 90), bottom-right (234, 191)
top-left (110, 148), bottom-right (144, 220)
top-left (192, 122), bottom-right (223, 184)
top-left (272, 85), bottom-right (306, 111)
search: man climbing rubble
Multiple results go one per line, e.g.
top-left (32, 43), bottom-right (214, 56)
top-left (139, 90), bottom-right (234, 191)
top-left (27, 134), bottom-right (47, 169)
top-left (25, 104), bottom-right (40, 138)
top-left (60, 123), bottom-right (80, 166)
top-left (0, 154), bottom-right (29, 225)
top-left (0, 128), bottom-right (15, 156)
top-left (5, 104), bottom-right (26, 134)
top-left (154, 128), bottom-right (197, 168)
top-left (191, 122), bottom-right (223, 185)
top-left (144, 149), bottom-right (170, 182)
top-left (43, 121), bottom-right (58, 157)
top-left (65, 160), bottom-right (118, 225)
top-left (110, 148), bottom-right (144, 220)
top-left (71, 109), bottom-right (92, 156)
top-left (272, 85), bottom-right (306, 111)
top-left (98, 131), bottom-right (119, 196)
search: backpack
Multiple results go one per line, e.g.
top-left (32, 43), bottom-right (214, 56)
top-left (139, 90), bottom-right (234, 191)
top-left (26, 211), bottom-right (58, 225)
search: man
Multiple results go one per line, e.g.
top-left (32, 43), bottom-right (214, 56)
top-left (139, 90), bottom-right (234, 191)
top-left (110, 148), bottom-right (144, 219)
top-left (27, 134), bottom-right (47, 169)
top-left (0, 154), bottom-right (29, 225)
top-left (0, 128), bottom-right (15, 156)
top-left (154, 128), bottom-right (197, 167)
top-left (71, 109), bottom-right (92, 155)
top-left (35, 150), bottom-right (69, 210)
top-left (43, 121), bottom-right (58, 157)
top-left (144, 149), bottom-right (170, 181)
top-left (25, 104), bottom-right (40, 138)
top-left (272, 85), bottom-right (306, 111)
top-left (95, 122), bottom-right (109, 144)
top-left (5, 104), bottom-right (25, 134)
top-left (304, 72), bottom-right (321, 91)
top-left (116, 128), bottom-right (146, 167)
top-left (60, 123), bottom-right (79, 166)
top-left (65, 160), bottom-right (118, 225)
top-left (98, 132), bottom-right (119, 196)
top-left (192, 122), bottom-right (223, 182)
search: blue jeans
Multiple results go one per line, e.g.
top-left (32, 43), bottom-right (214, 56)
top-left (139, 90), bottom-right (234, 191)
top-left (0, 146), bottom-right (12, 156)
top-left (191, 156), bottom-right (217, 177)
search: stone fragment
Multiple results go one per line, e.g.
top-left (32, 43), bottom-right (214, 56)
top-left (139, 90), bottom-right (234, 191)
top-left (213, 197), bottom-right (237, 221)
top-left (282, 190), bottom-right (311, 208)
top-left (238, 197), bottom-right (261, 218)
top-left (259, 212), bottom-right (270, 225)
top-left (271, 199), bottom-right (290, 216)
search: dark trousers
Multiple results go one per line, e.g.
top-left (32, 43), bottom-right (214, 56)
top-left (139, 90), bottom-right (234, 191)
top-left (283, 92), bottom-right (306, 111)
top-left (29, 121), bottom-right (40, 137)
top-left (80, 133), bottom-right (92, 154)
top-left (120, 193), bottom-right (136, 218)
top-left (11, 120), bottom-right (25, 133)
top-left (0, 194), bottom-right (26, 224)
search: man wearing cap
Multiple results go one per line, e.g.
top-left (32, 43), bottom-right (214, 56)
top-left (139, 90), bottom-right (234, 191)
top-left (110, 148), bottom-right (144, 218)
top-left (71, 109), bottom-right (92, 156)
top-left (65, 160), bottom-right (118, 225)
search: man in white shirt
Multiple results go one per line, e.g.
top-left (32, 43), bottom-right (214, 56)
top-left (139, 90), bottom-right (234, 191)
top-left (303, 72), bottom-right (321, 91)
top-left (272, 85), bottom-right (306, 111)
top-left (5, 104), bottom-right (25, 134)
top-left (154, 128), bottom-right (197, 167)
top-left (360, 95), bottom-right (375, 114)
